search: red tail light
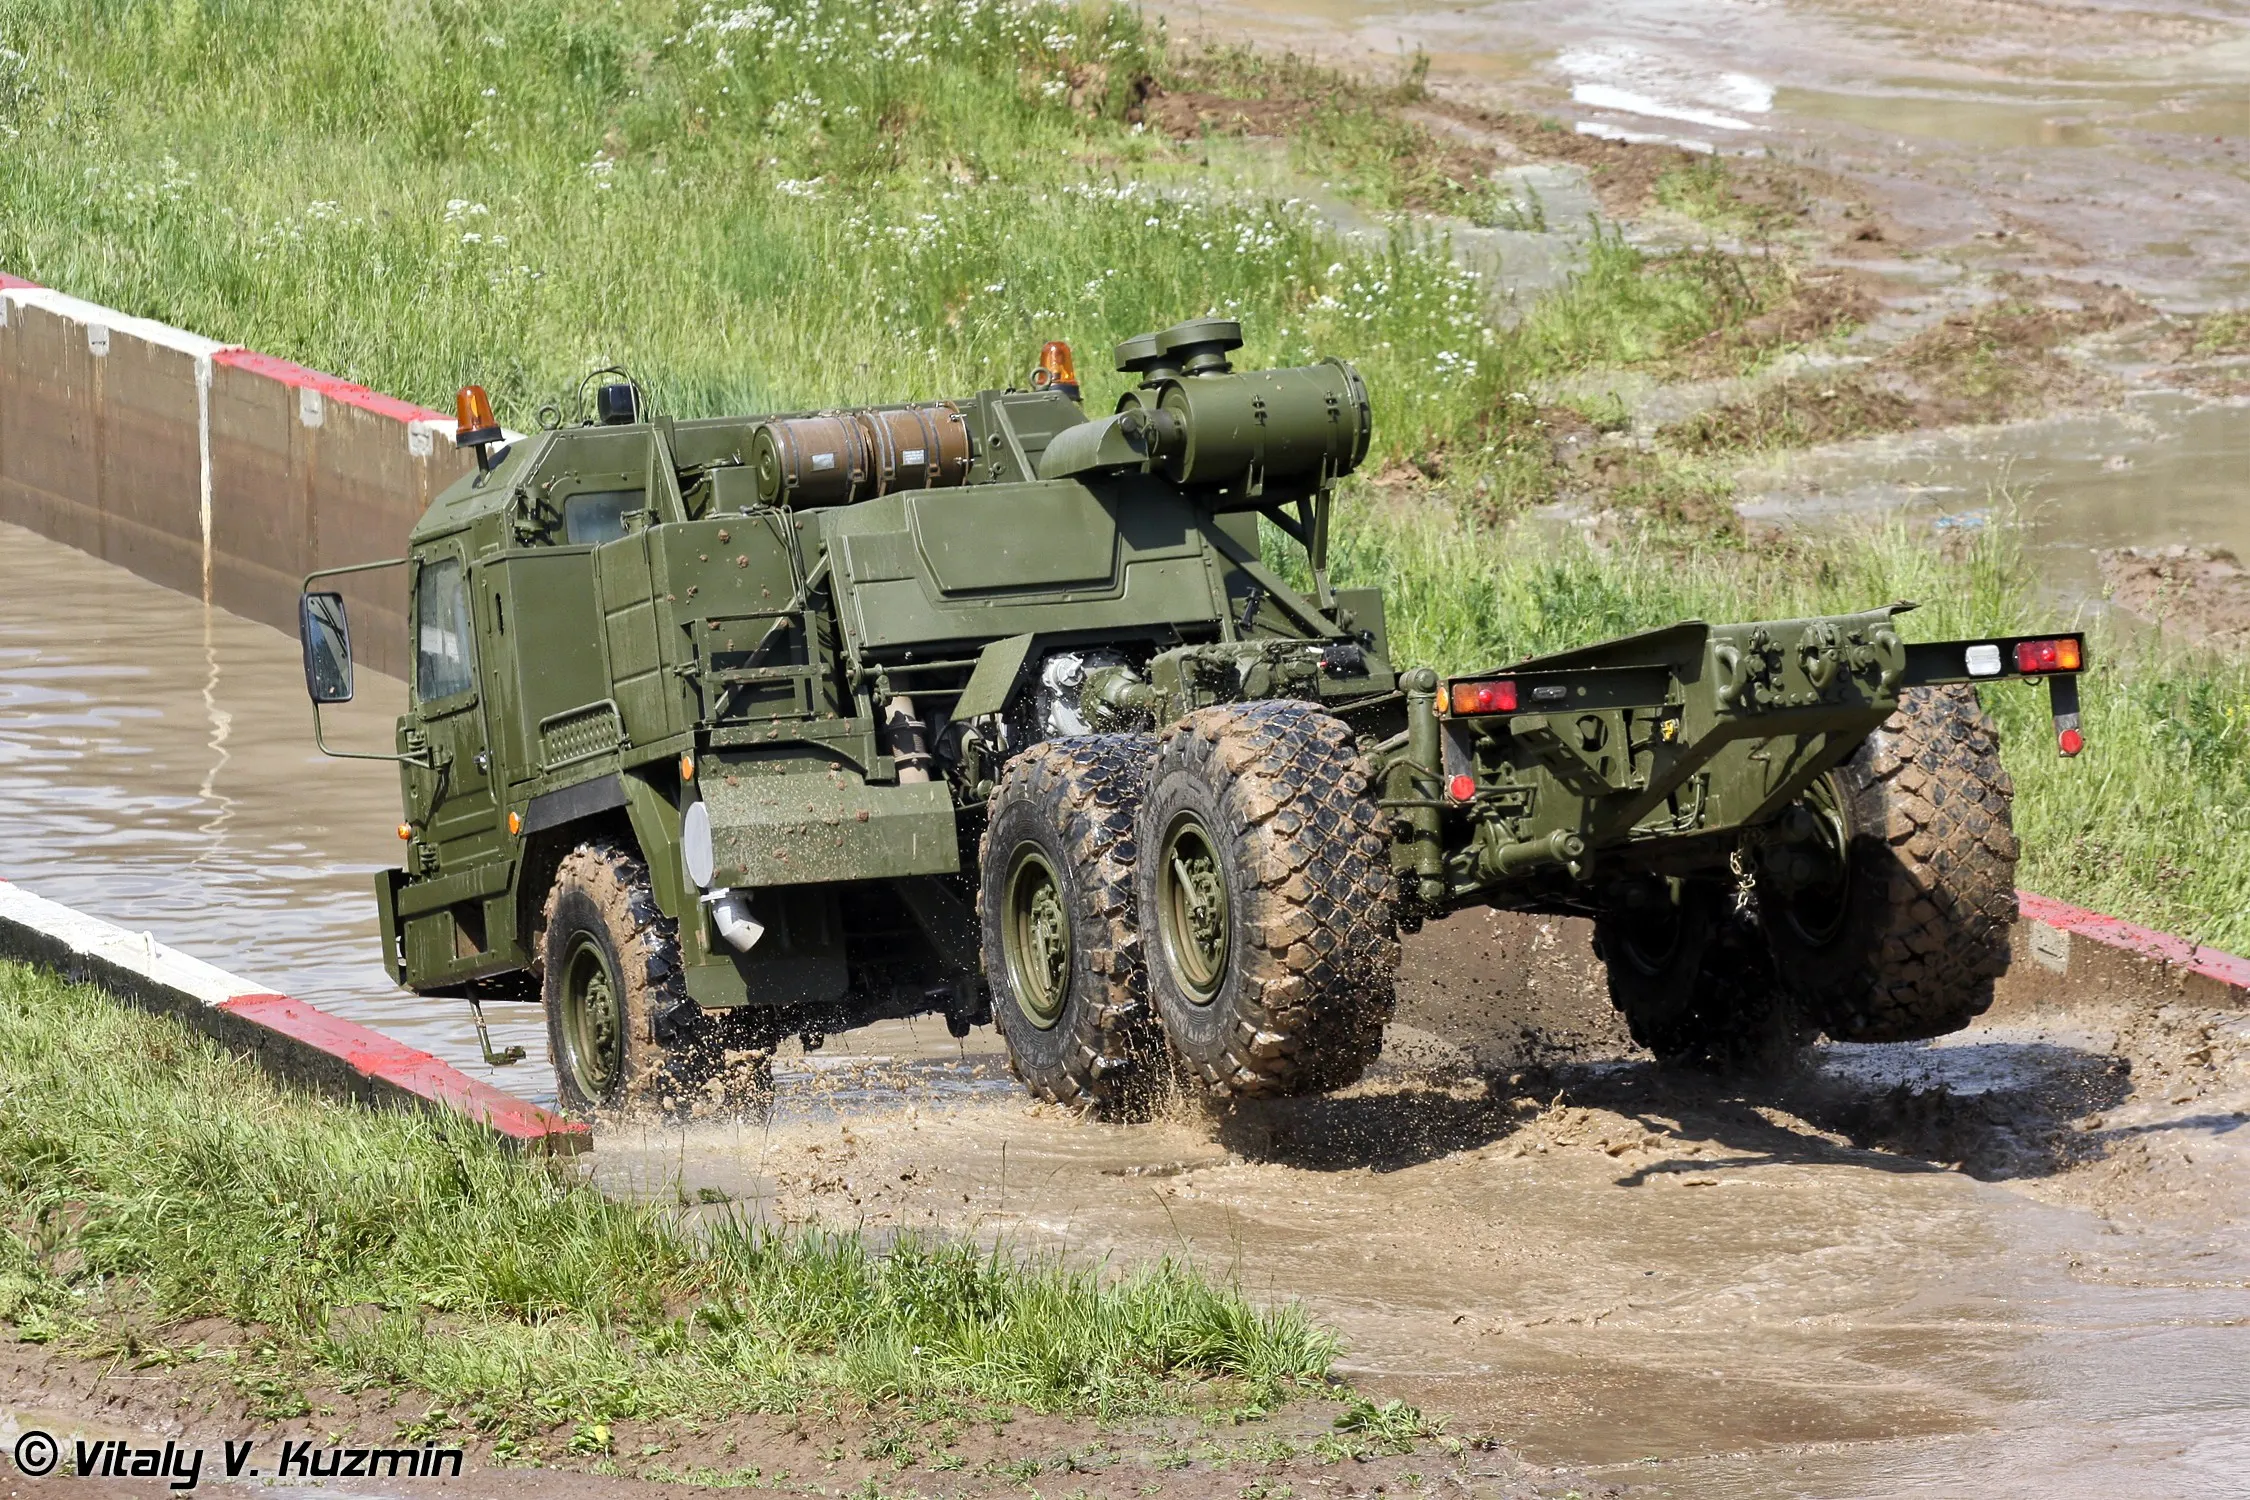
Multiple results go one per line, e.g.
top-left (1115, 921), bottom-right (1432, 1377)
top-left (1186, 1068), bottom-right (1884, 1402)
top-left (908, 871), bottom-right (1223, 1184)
top-left (2058, 727), bottom-right (2084, 756)
top-left (2015, 638), bottom-right (2082, 674)
top-left (1447, 774), bottom-right (1477, 802)
top-left (1445, 679), bottom-right (1519, 716)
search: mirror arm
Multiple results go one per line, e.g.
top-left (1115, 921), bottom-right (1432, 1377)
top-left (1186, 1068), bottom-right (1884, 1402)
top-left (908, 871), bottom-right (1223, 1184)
top-left (310, 700), bottom-right (434, 766)
top-left (304, 556), bottom-right (410, 587)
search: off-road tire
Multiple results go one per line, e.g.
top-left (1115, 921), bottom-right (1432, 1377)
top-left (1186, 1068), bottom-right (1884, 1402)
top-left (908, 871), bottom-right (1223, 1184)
top-left (1764, 684), bottom-right (2019, 1042)
top-left (1135, 701), bottom-right (1398, 1098)
top-left (1594, 883), bottom-right (1810, 1073)
top-left (979, 735), bottom-right (1164, 1117)
top-left (541, 840), bottom-right (773, 1118)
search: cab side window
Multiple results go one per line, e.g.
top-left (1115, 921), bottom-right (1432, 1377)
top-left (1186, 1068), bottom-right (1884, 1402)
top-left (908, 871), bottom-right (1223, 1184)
top-left (415, 557), bottom-right (476, 702)
top-left (563, 488), bottom-right (644, 545)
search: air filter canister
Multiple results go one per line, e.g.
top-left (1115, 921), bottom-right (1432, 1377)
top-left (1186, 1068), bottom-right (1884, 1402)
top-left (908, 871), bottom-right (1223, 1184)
top-left (751, 403), bottom-right (972, 507)
top-left (855, 403), bottom-right (972, 495)
top-left (751, 414), bottom-right (872, 507)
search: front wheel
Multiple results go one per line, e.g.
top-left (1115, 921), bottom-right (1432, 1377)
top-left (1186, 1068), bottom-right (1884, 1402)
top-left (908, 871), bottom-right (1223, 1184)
top-left (1135, 702), bottom-right (1398, 1098)
top-left (541, 841), bottom-right (772, 1117)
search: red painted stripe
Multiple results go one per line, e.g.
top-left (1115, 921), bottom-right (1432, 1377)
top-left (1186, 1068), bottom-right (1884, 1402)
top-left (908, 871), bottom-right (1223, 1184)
top-left (218, 992), bottom-right (588, 1147)
top-left (0, 273), bottom-right (41, 291)
top-left (2018, 890), bottom-right (2250, 993)
top-left (212, 348), bottom-right (449, 426)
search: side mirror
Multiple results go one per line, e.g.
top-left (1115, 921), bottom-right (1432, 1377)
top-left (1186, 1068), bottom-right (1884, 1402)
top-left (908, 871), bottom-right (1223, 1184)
top-left (299, 591), bottom-right (355, 704)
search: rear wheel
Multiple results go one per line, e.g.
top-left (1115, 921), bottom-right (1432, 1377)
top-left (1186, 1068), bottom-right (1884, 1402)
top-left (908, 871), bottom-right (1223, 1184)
top-left (541, 841), bottom-right (772, 1118)
top-left (980, 736), bottom-right (1164, 1116)
top-left (1594, 881), bottom-right (1809, 1072)
top-left (1764, 684), bottom-right (2019, 1041)
top-left (1135, 701), bottom-right (1398, 1097)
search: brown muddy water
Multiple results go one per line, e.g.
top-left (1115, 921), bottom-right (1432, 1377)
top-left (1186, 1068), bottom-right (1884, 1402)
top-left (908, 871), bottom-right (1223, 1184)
top-left (1163, 0), bottom-right (2250, 580)
top-left (7, 519), bottom-right (2250, 1493)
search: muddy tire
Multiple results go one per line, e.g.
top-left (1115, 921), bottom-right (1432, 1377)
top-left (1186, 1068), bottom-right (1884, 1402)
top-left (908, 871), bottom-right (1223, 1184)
top-left (1135, 701), bottom-right (1398, 1098)
top-left (541, 840), bottom-right (773, 1118)
top-left (980, 735), bottom-right (1165, 1116)
top-left (1763, 685), bottom-right (2019, 1043)
top-left (1594, 883), bottom-right (1810, 1072)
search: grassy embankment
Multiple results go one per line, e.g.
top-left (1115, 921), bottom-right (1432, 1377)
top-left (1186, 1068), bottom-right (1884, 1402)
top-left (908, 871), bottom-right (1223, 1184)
top-left (0, 0), bottom-right (2243, 948)
top-left (0, 962), bottom-right (1337, 1456)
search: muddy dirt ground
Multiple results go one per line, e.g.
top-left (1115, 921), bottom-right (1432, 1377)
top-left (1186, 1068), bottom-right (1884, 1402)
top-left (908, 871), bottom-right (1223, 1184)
top-left (568, 914), bottom-right (2250, 1497)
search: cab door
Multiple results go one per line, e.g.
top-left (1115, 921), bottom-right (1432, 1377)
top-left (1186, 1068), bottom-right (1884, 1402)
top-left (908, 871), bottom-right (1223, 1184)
top-left (401, 542), bottom-right (501, 870)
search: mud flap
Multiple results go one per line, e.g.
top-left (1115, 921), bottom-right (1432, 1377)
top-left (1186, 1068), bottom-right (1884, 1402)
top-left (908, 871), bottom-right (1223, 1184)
top-left (373, 867), bottom-right (408, 986)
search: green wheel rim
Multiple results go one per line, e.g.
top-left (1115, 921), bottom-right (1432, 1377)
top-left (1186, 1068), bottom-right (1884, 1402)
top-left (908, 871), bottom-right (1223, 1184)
top-left (1157, 812), bottom-right (1230, 1005)
top-left (1002, 846), bottom-right (1072, 1030)
top-left (560, 934), bottom-right (625, 1100)
top-left (1778, 775), bottom-right (1853, 947)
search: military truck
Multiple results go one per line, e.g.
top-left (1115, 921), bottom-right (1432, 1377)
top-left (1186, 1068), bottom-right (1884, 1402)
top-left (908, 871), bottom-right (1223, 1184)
top-left (296, 319), bottom-right (2087, 1117)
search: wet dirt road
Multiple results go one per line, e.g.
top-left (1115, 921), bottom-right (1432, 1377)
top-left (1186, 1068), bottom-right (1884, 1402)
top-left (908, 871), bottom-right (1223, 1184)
top-left (1159, 0), bottom-right (2250, 580)
top-left (6, 525), bottom-right (2250, 1492)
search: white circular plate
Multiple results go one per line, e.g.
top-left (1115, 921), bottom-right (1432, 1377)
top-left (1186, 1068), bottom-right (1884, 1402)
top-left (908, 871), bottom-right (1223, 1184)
top-left (682, 799), bottom-right (715, 889)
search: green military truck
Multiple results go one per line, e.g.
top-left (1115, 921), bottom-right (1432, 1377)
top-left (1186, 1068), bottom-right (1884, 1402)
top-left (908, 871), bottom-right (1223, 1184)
top-left (297, 319), bottom-right (2087, 1117)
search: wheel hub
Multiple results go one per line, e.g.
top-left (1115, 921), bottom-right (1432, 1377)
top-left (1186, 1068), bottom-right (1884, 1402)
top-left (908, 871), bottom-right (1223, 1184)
top-left (561, 935), bottom-right (624, 1099)
top-left (1158, 814), bottom-right (1230, 1003)
top-left (1003, 847), bottom-right (1071, 1029)
top-left (1773, 777), bottom-right (1853, 947)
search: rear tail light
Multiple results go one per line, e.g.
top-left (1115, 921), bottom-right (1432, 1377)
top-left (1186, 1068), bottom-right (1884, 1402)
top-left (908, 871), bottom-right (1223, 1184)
top-left (2058, 727), bottom-right (2084, 756)
top-left (1444, 679), bottom-right (1518, 716)
top-left (1447, 774), bottom-right (1478, 802)
top-left (2014, 637), bottom-right (2082, 673)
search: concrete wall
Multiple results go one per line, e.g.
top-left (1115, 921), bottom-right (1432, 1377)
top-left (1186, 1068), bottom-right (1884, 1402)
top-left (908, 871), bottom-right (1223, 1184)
top-left (0, 275), bottom-right (475, 681)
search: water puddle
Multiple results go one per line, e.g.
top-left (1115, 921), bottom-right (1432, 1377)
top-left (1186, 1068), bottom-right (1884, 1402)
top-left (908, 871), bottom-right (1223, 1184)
top-left (0, 521), bottom-right (552, 1078)
top-left (1739, 392), bottom-right (2250, 601)
top-left (592, 1022), bottom-right (2250, 1493)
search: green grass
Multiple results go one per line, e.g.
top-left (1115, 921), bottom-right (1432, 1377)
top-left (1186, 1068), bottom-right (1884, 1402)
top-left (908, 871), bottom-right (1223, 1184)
top-left (0, 962), bottom-right (1335, 1437)
top-left (1331, 498), bottom-right (2250, 954)
top-left (0, 0), bottom-right (1776, 482)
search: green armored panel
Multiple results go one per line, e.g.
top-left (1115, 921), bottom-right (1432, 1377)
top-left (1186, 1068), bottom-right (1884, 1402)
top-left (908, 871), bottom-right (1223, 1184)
top-left (683, 887), bottom-right (850, 1012)
top-left (825, 476), bottom-right (1224, 653)
top-left (595, 533), bottom-right (669, 744)
top-left (486, 549), bottom-right (616, 785)
top-left (911, 483), bottom-right (1119, 592)
top-left (668, 417), bottom-right (761, 473)
top-left (698, 771), bottom-right (959, 887)
top-left (649, 515), bottom-right (813, 725)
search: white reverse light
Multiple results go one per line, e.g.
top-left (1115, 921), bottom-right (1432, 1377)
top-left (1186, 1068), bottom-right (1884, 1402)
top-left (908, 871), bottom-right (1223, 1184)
top-left (1965, 643), bottom-right (2003, 678)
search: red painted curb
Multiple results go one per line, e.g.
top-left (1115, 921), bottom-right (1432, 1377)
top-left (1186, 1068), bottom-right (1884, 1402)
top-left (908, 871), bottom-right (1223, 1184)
top-left (2018, 890), bottom-right (2250, 995)
top-left (0, 274), bottom-right (41, 291)
top-left (220, 993), bottom-right (589, 1150)
top-left (212, 347), bottom-right (450, 426)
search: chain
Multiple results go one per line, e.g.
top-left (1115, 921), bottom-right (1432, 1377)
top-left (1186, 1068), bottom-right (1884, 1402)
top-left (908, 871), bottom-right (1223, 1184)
top-left (1728, 844), bottom-right (1758, 919)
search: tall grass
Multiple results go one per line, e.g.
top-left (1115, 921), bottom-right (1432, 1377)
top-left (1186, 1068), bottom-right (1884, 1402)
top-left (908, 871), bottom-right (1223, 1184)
top-left (0, 0), bottom-right (1762, 470)
top-left (0, 963), bottom-right (1334, 1429)
top-left (1334, 499), bottom-right (2250, 954)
